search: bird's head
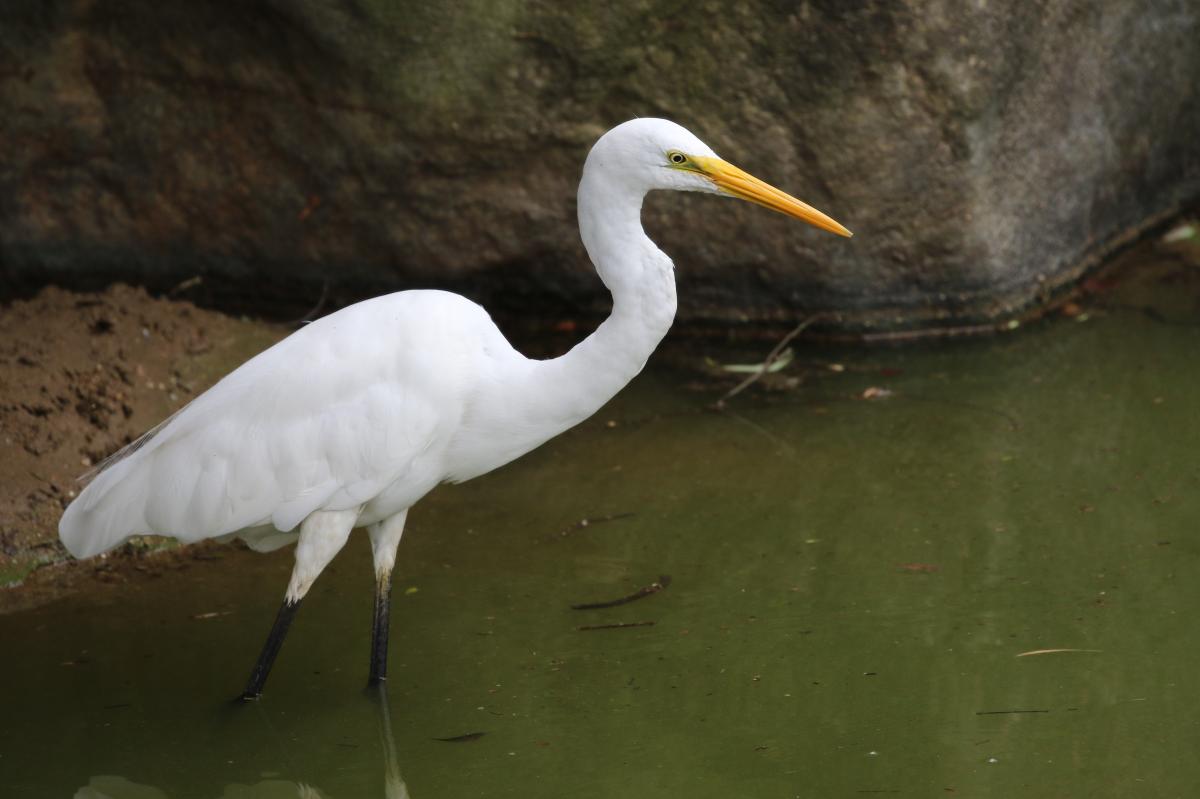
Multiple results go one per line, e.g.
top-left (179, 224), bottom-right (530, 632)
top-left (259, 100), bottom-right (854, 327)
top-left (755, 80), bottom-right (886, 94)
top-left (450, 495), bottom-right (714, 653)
top-left (587, 118), bottom-right (852, 238)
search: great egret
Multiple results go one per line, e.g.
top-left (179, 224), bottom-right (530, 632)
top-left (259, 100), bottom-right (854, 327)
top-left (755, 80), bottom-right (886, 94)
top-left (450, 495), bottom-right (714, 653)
top-left (59, 118), bottom-right (851, 699)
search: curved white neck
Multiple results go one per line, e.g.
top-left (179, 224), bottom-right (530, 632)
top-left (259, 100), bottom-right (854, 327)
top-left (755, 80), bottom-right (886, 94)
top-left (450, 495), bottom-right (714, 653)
top-left (542, 168), bottom-right (677, 415)
top-left (514, 168), bottom-right (677, 437)
top-left (445, 158), bottom-right (679, 483)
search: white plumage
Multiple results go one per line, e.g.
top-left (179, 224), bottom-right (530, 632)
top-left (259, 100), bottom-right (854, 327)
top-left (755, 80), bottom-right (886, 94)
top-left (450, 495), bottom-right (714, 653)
top-left (59, 118), bottom-right (850, 697)
top-left (62, 290), bottom-right (510, 556)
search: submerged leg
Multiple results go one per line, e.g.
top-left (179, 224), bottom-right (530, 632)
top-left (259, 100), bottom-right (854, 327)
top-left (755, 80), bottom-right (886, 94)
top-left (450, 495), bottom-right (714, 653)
top-left (240, 507), bottom-right (359, 701)
top-left (367, 510), bottom-right (408, 684)
top-left (240, 597), bottom-right (304, 701)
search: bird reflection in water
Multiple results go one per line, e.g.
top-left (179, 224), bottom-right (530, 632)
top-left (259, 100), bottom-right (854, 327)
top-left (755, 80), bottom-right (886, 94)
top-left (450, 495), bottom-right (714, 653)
top-left (73, 687), bottom-right (410, 799)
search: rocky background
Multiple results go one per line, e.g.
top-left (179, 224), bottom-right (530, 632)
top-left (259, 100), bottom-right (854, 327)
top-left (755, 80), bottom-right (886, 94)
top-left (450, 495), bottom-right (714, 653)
top-left (1, 0), bottom-right (1198, 335)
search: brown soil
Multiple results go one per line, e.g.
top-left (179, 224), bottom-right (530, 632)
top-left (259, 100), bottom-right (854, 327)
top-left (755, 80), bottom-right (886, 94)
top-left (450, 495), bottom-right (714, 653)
top-left (0, 284), bottom-right (284, 611)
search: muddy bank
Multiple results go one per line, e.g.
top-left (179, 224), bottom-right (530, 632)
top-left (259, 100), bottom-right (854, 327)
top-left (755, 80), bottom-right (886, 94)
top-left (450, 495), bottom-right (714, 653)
top-left (0, 285), bottom-right (284, 609)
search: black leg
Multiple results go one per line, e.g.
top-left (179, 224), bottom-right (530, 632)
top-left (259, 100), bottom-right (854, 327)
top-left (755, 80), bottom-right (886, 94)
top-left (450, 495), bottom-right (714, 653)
top-left (368, 572), bottom-right (393, 684)
top-left (240, 598), bottom-right (303, 701)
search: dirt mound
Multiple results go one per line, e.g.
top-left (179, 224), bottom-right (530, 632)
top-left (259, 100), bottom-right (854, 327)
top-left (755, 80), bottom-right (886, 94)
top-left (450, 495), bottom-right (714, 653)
top-left (0, 284), bottom-right (282, 605)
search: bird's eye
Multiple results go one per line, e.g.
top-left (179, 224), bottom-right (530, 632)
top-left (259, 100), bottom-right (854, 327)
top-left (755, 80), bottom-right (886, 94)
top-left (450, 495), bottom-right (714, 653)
top-left (668, 151), bottom-right (687, 165)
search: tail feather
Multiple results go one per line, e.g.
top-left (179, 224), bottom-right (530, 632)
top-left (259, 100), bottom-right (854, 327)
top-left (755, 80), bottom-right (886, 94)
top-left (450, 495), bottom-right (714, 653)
top-left (59, 464), bottom-right (153, 558)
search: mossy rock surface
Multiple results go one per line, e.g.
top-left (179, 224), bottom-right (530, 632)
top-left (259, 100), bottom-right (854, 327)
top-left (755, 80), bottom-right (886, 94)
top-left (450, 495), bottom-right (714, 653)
top-left (1, 1), bottom-right (1198, 333)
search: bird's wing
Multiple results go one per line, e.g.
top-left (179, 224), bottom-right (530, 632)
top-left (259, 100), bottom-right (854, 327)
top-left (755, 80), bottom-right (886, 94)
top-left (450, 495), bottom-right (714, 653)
top-left (59, 291), bottom-right (491, 558)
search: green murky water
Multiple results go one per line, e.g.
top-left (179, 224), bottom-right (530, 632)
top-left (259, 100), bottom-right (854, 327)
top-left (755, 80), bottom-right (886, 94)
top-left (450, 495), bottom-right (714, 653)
top-left (3, 245), bottom-right (1200, 797)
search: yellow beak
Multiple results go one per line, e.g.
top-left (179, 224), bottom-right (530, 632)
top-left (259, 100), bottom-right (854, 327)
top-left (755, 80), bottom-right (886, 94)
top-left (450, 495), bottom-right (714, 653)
top-left (690, 155), bottom-right (852, 238)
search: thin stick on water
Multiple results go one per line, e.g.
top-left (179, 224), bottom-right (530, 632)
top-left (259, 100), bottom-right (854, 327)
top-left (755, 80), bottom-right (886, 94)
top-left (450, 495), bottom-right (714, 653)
top-left (570, 575), bottom-right (671, 610)
top-left (714, 314), bottom-right (824, 409)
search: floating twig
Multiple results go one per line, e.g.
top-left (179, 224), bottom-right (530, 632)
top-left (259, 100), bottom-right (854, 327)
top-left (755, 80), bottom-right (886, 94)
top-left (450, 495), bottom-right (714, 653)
top-left (714, 315), bottom-right (824, 408)
top-left (571, 575), bottom-right (671, 610)
top-left (432, 731), bottom-right (487, 743)
top-left (717, 348), bottom-right (795, 374)
top-left (1015, 648), bottom-right (1102, 657)
top-left (577, 620), bottom-right (656, 631)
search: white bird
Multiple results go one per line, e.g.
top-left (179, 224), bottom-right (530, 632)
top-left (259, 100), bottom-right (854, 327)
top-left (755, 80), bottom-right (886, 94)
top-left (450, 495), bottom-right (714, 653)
top-left (59, 118), bottom-right (851, 699)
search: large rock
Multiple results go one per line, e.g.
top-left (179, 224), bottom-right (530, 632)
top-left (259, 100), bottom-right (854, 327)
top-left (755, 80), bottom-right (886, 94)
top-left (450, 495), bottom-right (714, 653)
top-left (2, 1), bottom-right (1198, 334)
